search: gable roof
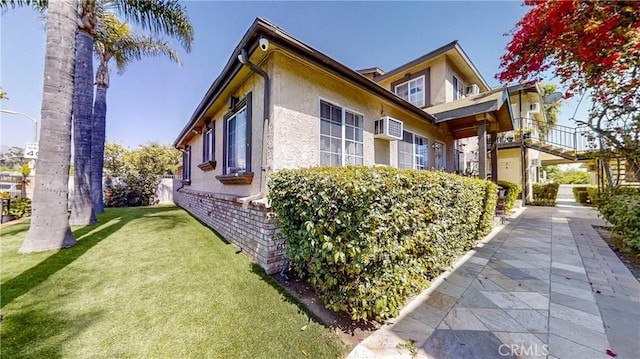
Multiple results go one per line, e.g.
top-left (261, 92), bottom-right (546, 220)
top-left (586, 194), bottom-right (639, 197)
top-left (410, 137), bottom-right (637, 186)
top-left (427, 88), bottom-right (508, 122)
top-left (374, 41), bottom-right (491, 91)
top-left (356, 67), bottom-right (385, 76)
top-left (174, 18), bottom-right (437, 147)
top-left (425, 88), bottom-right (515, 139)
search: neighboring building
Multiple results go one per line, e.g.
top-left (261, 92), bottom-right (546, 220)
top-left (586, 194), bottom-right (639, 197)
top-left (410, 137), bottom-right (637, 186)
top-left (173, 18), bottom-right (516, 273)
top-left (497, 83), bottom-right (547, 202)
top-left (454, 83), bottom-right (550, 202)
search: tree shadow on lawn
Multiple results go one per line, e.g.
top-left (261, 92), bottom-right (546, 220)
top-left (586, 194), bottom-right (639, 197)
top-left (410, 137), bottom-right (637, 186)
top-left (249, 263), bottom-right (377, 346)
top-left (1, 206), bottom-right (177, 309)
top-left (1, 308), bottom-right (103, 359)
top-left (0, 222), bottom-right (31, 237)
top-left (175, 207), bottom-right (377, 345)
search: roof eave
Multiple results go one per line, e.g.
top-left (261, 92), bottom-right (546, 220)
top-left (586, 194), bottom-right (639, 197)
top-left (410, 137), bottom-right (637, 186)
top-left (174, 18), bottom-right (437, 148)
top-left (374, 40), bottom-right (458, 82)
top-left (174, 19), bottom-right (265, 148)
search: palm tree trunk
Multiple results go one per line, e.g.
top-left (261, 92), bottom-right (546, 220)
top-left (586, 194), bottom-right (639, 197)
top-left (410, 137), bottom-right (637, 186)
top-left (91, 63), bottom-right (108, 213)
top-left (20, 0), bottom-right (78, 252)
top-left (69, 30), bottom-right (96, 225)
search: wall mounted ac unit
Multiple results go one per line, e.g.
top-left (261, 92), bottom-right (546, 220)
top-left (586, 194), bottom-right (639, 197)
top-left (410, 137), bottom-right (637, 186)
top-left (466, 84), bottom-right (480, 96)
top-left (529, 102), bottom-right (541, 113)
top-left (374, 116), bottom-right (404, 140)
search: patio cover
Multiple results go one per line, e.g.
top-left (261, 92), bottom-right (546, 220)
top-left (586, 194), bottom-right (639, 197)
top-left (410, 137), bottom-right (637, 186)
top-left (426, 88), bottom-right (514, 139)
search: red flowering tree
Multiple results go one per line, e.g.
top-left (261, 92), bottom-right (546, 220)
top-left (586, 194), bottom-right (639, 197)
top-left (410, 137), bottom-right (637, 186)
top-left (498, 0), bottom-right (640, 183)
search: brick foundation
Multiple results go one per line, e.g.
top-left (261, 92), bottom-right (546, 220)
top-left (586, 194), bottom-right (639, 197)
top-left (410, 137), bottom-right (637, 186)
top-left (174, 188), bottom-right (285, 274)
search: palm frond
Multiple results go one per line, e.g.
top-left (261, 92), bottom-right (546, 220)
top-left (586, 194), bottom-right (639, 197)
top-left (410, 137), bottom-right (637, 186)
top-left (114, 35), bottom-right (181, 72)
top-left (112, 0), bottom-right (193, 52)
top-left (0, 0), bottom-right (48, 13)
top-left (94, 12), bottom-right (181, 74)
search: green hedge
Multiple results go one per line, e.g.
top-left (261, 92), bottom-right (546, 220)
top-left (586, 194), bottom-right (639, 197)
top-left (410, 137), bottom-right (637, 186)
top-left (497, 180), bottom-right (521, 213)
top-left (531, 183), bottom-right (559, 206)
top-left (587, 186), bottom-right (599, 204)
top-left (268, 166), bottom-right (497, 321)
top-left (573, 186), bottom-right (598, 204)
top-left (596, 186), bottom-right (640, 250)
top-left (5, 198), bottom-right (31, 219)
top-left (572, 186), bottom-right (589, 203)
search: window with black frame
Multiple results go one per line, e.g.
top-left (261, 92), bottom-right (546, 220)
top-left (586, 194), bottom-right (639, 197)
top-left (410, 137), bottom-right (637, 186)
top-left (198, 119), bottom-right (216, 171)
top-left (182, 145), bottom-right (191, 182)
top-left (203, 120), bottom-right (214, 163)
top-left (217, 93), bottom-right (253, 184)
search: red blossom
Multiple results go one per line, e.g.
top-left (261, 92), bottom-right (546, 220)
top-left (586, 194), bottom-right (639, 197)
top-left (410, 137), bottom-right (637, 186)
top-left (497, 0), bottom-right (640, 103)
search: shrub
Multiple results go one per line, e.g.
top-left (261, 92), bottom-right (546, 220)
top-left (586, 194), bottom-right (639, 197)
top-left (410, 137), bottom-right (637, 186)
top-left (573, 185), bottom-right (599, 204)
top-left (104, 174), bottom-right (160, 207)
top-left (531, 183), bottom-right (559, 206)
top-left (572, 186), bottom-right (589, 203)
top-left (595, 186), bottom-right (640, 250)
top-left (269, 166), bottom-right (497, 321)
top-left (529, 199), bottom-right (557, 206)
top-left (550, 169), bottom-right (590, 184)
top-left (586, 186), bottom-right (599, 204)
top-left (7, 198), bottom-right (31, 219)
top-left (497, 180), bottom-right (522, 213)
top-left (479, 181), bottom-right (499, 236)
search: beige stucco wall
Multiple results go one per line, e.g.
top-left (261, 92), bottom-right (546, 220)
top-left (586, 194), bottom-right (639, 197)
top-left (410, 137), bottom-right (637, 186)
top-left (429, 59), bottom-right (447, 106)
top-left (374, 58), bottom-right (458, 107)
top-left (270, 52), bottom-right (454, 172)
top-left (498, 148), bottom-right (522, 185)
top-left (376, 57), bottom-right (482, 108)
top-left (182, 49), bottom-right (465, 198)
top-left (509, 91), bottom-right (543, 127)
top-left (182, 65), bottom-right (268, 198)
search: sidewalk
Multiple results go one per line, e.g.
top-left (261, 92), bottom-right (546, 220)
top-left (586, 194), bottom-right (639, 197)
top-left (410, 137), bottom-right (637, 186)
top-left (348, 200), bottom-right (640, 359)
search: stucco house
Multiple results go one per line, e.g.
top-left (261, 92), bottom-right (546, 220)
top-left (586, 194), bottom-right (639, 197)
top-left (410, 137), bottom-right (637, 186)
top-left (173, 18), bottom-right (516, 273)
top-left (455, 83), bottom-right (552, 202)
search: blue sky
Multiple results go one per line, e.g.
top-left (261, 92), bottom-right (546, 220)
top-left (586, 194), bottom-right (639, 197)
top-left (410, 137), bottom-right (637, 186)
top-left (0, 1), bottom-right (590, 151)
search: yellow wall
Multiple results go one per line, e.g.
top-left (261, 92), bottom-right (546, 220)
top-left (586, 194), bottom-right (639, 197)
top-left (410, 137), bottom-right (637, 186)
top-left (376, 55), bottom-right (484, 107)
top-left (271, 52), bottom-right (454, 171)
top-left (509, 91), bottom-right (543, 127)
top-left (182, 64), bottom-right (268, 197)
top-left (182, 49), bottom-right (458, 198)
top-left (498, 148), bottom-right (522, 185)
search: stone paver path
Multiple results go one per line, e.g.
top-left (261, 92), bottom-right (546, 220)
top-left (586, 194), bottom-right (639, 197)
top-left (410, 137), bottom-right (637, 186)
top-left (348, 200), bottom-right (640, 359)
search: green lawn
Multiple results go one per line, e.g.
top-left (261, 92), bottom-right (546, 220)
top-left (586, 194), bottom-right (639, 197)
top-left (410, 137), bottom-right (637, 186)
top-left (1, 205), bottom-right (346, 358)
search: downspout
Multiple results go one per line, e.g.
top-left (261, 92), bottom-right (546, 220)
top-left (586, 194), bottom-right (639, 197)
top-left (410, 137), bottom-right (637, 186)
top-left (237, 47), bottom-right (270, 207)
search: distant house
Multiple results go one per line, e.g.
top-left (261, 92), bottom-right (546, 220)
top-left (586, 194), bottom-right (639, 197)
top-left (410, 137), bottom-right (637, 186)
top-left (173, 18), bottom-right (516, 273)
top-left (455, 83), bottom-right (552, 202)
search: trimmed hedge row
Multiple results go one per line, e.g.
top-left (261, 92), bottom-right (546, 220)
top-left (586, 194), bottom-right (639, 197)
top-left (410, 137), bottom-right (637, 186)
top-left (587, 186), bottom-right (599, 203)
top-left (1, 198), bottom-right (31, 219)
top-left (497, 180), bottom-right (522, 213)
top-left (572, 186), bottom-right (598, 204)
top-left (595, 186), bottom-right (640, 250)
top-left (531, 183), bottom-right (559, 206)
top-left (269, 166), bottom-right (497, 321)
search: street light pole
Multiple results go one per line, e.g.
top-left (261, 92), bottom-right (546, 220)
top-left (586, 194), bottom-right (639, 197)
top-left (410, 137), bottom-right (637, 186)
top-left (0, 109), bottom-right (38, 142)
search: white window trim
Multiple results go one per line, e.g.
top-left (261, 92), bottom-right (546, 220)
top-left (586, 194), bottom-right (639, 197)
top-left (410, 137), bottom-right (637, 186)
top-left (399, 130), bottom-right (429, 170)
top-left (435, 140), bottom-right (446, 170)
top-left (394, 75), bottom-right (425, 107)
top-left (182, 145), bottom-right (191, 181)
top-left (453, 75), bottom-right (466, 101)
top-left (203, 127), bottom-right (214, 162)
top-left (226, 105), bottom-right (248, 173)
top-left (413, 134), bottom-right (428, 170)
top-left (318, 98), bottom-right (365, 166)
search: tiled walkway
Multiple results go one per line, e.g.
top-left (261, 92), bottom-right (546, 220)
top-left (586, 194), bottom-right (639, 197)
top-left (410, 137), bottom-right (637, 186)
top-left (348, 200), bottom-right (640, 359)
